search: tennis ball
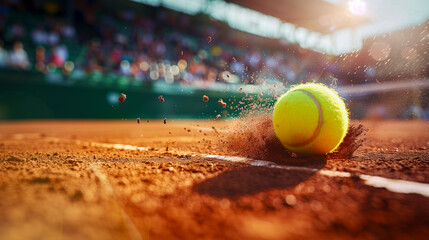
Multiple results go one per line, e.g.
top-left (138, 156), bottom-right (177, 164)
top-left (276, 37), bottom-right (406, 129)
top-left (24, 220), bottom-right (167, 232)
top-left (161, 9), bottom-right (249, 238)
top-left (273, 83), bottom-right (348, 155)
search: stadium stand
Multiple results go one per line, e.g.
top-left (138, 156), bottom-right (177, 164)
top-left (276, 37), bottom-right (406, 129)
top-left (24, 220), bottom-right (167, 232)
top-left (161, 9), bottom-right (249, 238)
top-left (0, 0), bottom-right (427, 120)
top-left (0, 0), bottom-right (330, 88)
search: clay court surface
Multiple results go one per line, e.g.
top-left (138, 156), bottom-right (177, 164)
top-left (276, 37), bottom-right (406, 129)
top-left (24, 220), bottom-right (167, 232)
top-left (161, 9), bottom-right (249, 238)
top-left (0, 119), bottom-right (428, 240)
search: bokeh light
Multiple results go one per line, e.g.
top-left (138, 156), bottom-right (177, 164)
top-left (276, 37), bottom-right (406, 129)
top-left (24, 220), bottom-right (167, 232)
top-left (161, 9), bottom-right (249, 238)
top-left (348, 0), bottom-right (367, 16)
top-left (64, 61), bottom-right (75, 72)
top-left (177, 59), bottom-right (188, 71)
top-left (139, 61), bottom-right (149, 71)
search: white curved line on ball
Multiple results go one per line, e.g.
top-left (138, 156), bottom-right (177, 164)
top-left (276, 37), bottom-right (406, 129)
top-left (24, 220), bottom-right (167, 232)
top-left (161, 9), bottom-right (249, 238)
top-left (285, 89), bottom-right (323, 148)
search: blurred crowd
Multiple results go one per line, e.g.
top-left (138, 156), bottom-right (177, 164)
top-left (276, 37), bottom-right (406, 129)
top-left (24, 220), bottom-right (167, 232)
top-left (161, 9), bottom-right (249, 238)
top-left (0, 0), bottom-right (328, 86)
top-left (0, 24), bottom-right (71, 69)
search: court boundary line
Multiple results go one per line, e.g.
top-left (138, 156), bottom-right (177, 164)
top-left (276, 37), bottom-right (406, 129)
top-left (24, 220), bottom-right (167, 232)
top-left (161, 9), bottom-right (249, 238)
top-left (206, 154), bottom-right (429, 198)
top-left (13, 135), bottom-right (429, 199)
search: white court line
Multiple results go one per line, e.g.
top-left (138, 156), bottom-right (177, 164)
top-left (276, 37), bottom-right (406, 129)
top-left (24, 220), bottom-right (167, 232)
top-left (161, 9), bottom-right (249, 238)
top-left (360, 174), bottom-right (429, 197)
top-left (15, 134), bottom-right (429, 198)
top-left (206, 155), bottom-right (319, 172)
top-left (74, 142), bottom-right (429, 199)
top-left (319, 170), bottom-right (352, 178)
top-left (205, 155), bottom-right (429, 198)
top-left (206, 155), bottom-right (248, 162)
top-left (88, 142), bottom-right (150, 151)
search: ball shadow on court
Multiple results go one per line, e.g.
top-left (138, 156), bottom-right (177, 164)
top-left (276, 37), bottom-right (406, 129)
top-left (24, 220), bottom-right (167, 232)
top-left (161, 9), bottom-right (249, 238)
top-left (198, 116), bottom-right (364, 199)
top-left (193, 157), bottom-right (326, 199)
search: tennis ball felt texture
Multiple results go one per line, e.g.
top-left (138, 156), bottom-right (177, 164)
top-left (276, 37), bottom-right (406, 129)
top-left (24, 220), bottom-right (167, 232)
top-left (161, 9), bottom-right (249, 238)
top-left (273, 83), bottom-right (348, 155)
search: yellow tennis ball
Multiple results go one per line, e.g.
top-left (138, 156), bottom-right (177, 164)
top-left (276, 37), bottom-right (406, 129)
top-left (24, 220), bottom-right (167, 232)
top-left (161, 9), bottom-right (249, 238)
top-left (273, 83), bottom-right (348, 155)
